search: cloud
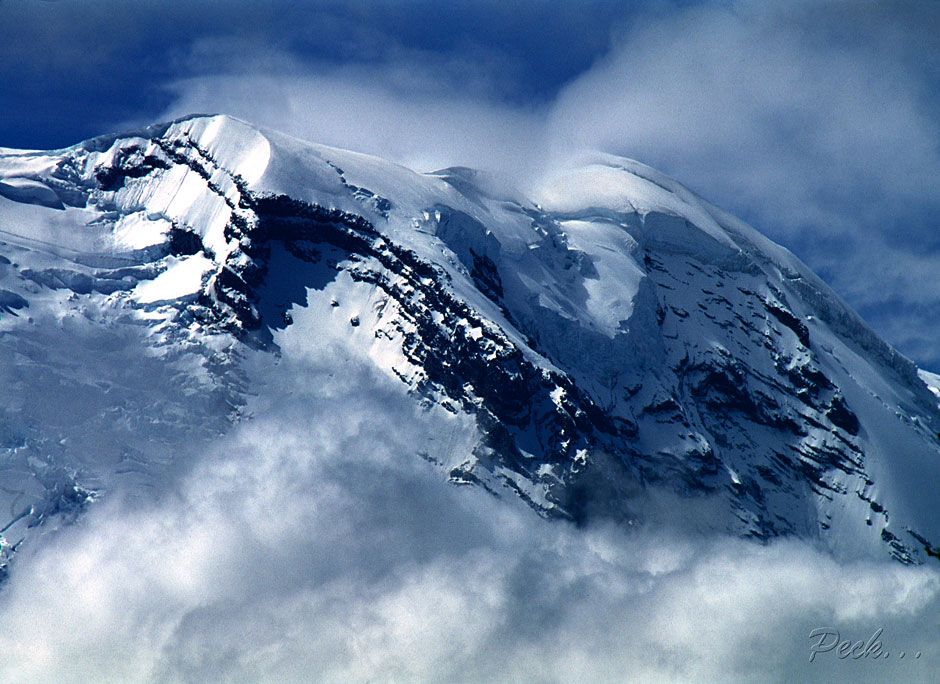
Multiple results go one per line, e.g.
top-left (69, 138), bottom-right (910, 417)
top-left (151, 1), bottom-right (940, 225)
top-left (145, 0), bottom-right (940, 368)
top-left (549, 1), bottom-right (940, 228)
top-left (158, 44), bottom-right (549, 180)
top-left (544, 1), bottom-right (940, 369)
top-left (1, 329), bottom-right (939, 684)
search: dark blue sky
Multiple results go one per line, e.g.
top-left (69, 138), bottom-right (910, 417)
top-left (0, 0), bottom-right (640, 149)
top-left (3, 0), bottom-right (940, 370)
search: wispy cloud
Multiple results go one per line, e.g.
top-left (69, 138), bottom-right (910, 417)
top-left (546, 0), bottom-right (940, 368)
top-left (159, 39), bottom-right (549, 180)
top-left (550, 1), bottom-right (940, 227)
top-left (147, 0), bottom-right (940, 366)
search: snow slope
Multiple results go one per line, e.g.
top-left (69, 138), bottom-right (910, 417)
top-left (1, 114), bottom-right (938, 576)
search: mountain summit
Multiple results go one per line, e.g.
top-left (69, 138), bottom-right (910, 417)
top-left (1, 114), bottom-right (938, 574)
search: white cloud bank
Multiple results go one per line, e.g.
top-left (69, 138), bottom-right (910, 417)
top-left (1, 335), bottom-right (938, 684)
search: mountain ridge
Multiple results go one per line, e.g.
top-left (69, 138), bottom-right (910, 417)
top-left (1, 113), bottom-right (938, 576)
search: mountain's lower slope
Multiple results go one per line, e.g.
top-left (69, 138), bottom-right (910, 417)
top-left (0, 114), bottom-right (938, 574)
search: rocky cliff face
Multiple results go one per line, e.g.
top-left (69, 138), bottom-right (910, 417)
top-left (1, 114), bottom-right (938, 577)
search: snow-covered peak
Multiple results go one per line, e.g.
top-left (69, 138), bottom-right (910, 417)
top-left (1, 114), bottom-right (940, 574)
top-left (165, 114), bottom-right (272, 185)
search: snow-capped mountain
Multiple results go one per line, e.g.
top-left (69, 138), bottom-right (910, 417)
top-left (1, 113), bottom-right (938, 576)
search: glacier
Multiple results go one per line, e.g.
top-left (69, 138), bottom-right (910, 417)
top-left (1, 112), bottom-right (939, 585)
